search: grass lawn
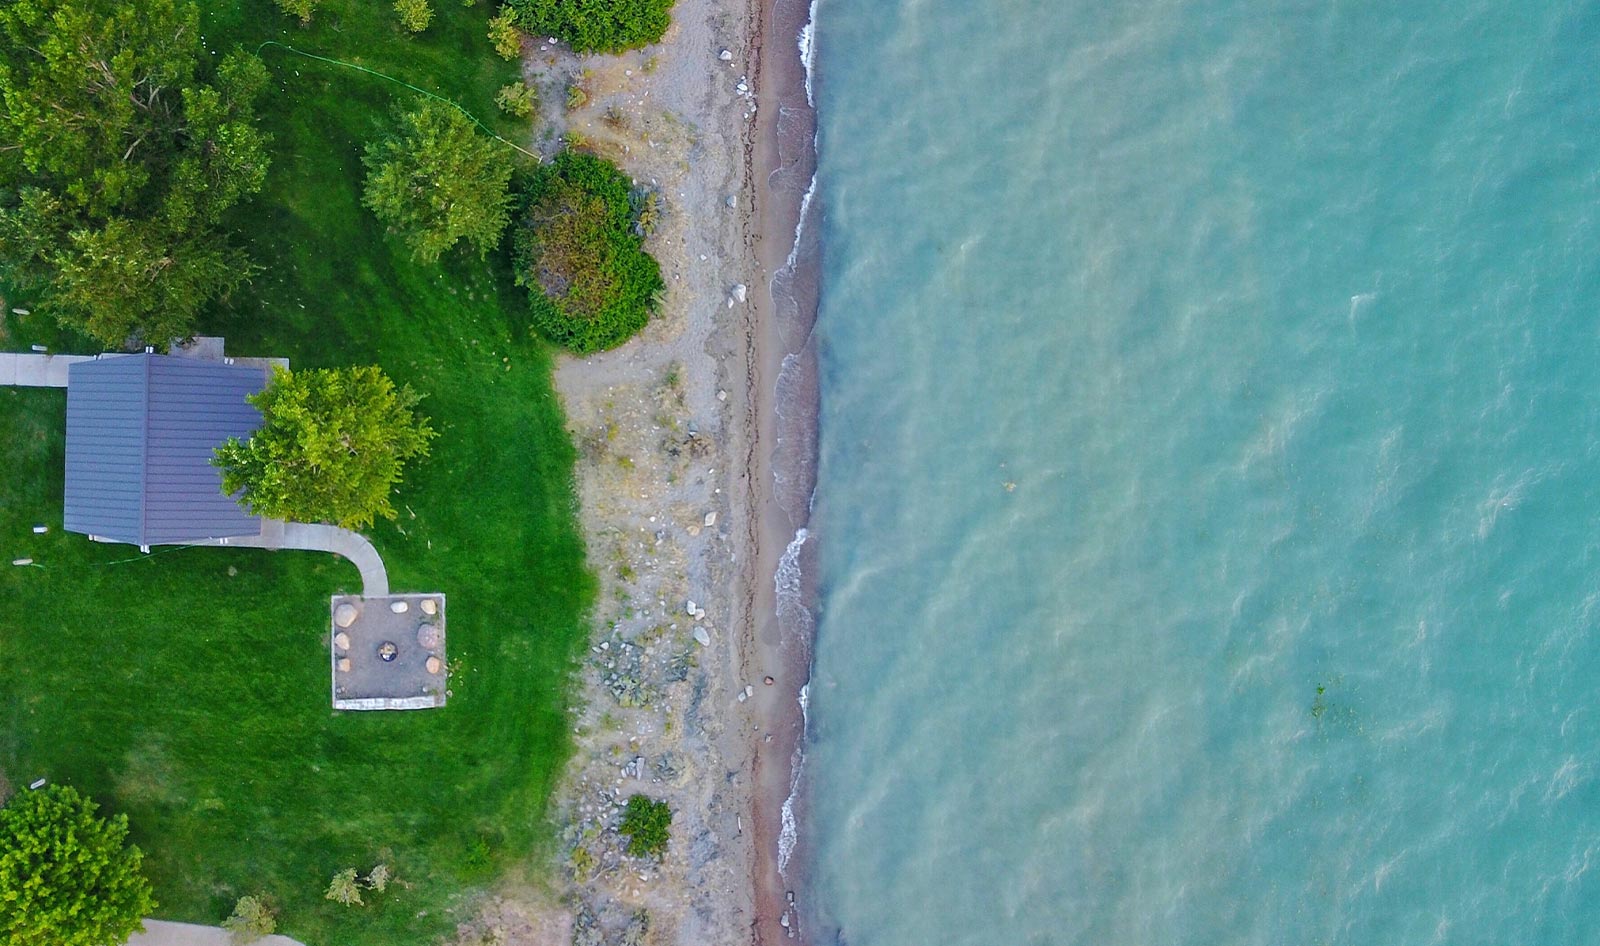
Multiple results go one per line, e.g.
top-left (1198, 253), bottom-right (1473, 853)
top-left (0, 3), bottom-right (593, 944)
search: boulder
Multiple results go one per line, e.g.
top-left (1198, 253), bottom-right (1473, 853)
top-left (390, 600), bottom-right (409, 614)
top-left (333, 632), bottom-right (351, 651)
top-left (334, 603), bottom-right (358, 628)
top-left (420, 598), bottom-right (438, 615)
top-left (426, 656), bottom-right (443, 675)
top-left (417, 624), bottom-right (441, 649)
top-left (336, 657), bottom-right (351, 673)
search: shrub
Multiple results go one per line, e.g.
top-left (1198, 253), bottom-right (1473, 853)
top-left (274, 0), bottom-right (321, 22)
top-left (362, 100), bottom-right (516, 264)
top-left (496, 82), bottom-right (540, 117)
top-left (324, 868), bottom-right (363, 906)
top-left (500, 0), bottom-right (673, 54)
top-left (488, 9), bottom-right (522, 58)
top-left (395, 0), bottom-right (435, 31)
top-left (0, 785), bottom-right (155, 946)
top-left (617, 794), bottom-right (670, 858)
top-left (213, 366), bottom-right (436, 530)
top-left (223, 895), bottom-right (276, 944)
top-left (512, 151), bottom-right (664, 353)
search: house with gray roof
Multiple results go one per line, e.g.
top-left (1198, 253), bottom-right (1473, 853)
top-left (63, 353), bottom-right (269, 551)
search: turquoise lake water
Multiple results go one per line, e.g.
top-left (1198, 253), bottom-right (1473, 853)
top-left (801, 1), bottom-right (1600, 943)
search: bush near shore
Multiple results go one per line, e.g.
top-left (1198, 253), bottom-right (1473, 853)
top-left (500, 0), bottom-right (674, 54)
top-left (513, 150), bottom-right (664, 353)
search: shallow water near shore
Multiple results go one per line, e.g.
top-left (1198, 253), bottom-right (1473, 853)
top-left (801, 1), bottom-right (1600, 943)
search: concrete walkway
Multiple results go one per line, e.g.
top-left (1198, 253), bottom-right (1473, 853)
top-left (128, 920), bottom-right (305, 946)
top-left (0, 351), bottom-right (98, 386)
top-left (196, 521), bottom-right (389, 596)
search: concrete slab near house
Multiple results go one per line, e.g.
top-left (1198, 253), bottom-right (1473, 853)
top-left (126, 920), bottom-right (305, 946)
top-left (0, 351), bottom-right (98, 387)
top-left (331, 593), bottom-right (448, 711)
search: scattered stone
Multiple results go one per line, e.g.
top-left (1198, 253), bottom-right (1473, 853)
top-left (31, 525), bottom-right (47, 534)
top-left (426, 656), bottom-right (443, 674)
top-left (390, 600), bottom-right (409, 613)
top-left (719, 48), bottom-right (733, 61)
top-left (333, 632), bottom-right (351, 651)
top-left (736, 79), bottom-right (749, 94)
top-left (11, 558), bottom-right (32, 566)
top-left (764, 676), bottom-right (774, 686)
top-left (417, 624), bottom-right (441, 649)
top-left (725, 195), bottom-right (737, 209)
top-left (717, 389), bottom-right (728, 401)
top-left (685, 600), bottom-right (697, 615)
top-left (28, 778), bottom-right (45, 790)
top-left (336, 657), bottom-right (351, 673)
top-left (420, 598), bottom-right (438, 615)
top-left (703, 511), bottom-right (718, 527)
top-left (737, 691), bottom-right (747, 703)
top-left (693, 627), bottom-right (711, 646)
top-left (744, 685), bottom-right (755, 699)
top-left (334, 603), bottom-right (358, 628)
top-left (731, 283), bottom-right (748, 303)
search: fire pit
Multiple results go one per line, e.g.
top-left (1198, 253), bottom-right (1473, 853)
top-left (330, 593), bottom-right (448, 711)
top-left (377, 641), bottom-right (398, 662)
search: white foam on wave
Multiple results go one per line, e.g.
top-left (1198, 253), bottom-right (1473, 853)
top-left (778, 682), bottom-right (811, 874)
top-left (775, 526), bottom-right (811, 623)
top-left (798, 0), bottom-right (819, 108)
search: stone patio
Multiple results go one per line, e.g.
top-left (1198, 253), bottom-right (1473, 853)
top-left (331, 594), bottom-right (448, 710)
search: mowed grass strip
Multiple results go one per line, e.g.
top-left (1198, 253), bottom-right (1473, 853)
top-left (0, 3), bottom-right (592, 944)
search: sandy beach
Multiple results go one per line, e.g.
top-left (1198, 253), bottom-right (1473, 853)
top-left (461, 0), bottom-right (818, 942)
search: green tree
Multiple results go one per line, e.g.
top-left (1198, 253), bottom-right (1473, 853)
top-left (394, 0), bottom-right (434, 32)
top-left (0, 785), bottom-right (155, 946)
top-left (487, 9), bottom-right (522, 58)
top-left (361, 100), bottom-right (515, 264)
top-left (617, 794), bottom-right (670, 858)
top-left (323, 868), bottom-right (362, 907)
top-left (500, 0), bottom-right (673, 54)
top-left (214, 366), bottom-right (436, 531)
top-left (512, 150), bottom-right (664, 353)
top-left (0, 0), bottom-right (270, 346)
top-left (273, 0), bottom-right (322, 24)
top-left (222, 896), bottom-right (276, 944)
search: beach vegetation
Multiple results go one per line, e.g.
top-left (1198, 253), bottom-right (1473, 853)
top-left (0, 784), bottom-right (155, 946)
top-left (214, 365), bottom-right (436, 530)
top-left (617, 794), bottom-right (671, 858)
top-left (499, 0), bottom-right (673, 54)
top-left (512, 150), bottom-right (665, 352)
top-left (496, 81), bottom-right (540, 117)
top-left (0, 1), bottom-right (271, 346)
top-left (222, 895), bottom-right (277, 943)
top-left (362, 100), bottom-right (517, 263)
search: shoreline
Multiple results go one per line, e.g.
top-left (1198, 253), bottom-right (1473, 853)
top-left (518, 0), bottom-right (822, 938)
top-left (743, 0), bottom-right (822, 938)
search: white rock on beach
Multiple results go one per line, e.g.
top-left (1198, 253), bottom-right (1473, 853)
top-left (704, 511), bottom-right (718, 527)
top-left (686, 600), bottom-right (698, 615)
top-left (719, 48), bottom-right (733, 61)
top-left (693, 626), bottom-right (711, 646)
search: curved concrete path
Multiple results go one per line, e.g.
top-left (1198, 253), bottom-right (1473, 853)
top-left (128, 920), bottom-right (305, 946)
top-left (197, 521), bottom-right (389, 596)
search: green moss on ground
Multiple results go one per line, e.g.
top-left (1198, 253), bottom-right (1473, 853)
top-left (0, 3), bottom-right (592, 944)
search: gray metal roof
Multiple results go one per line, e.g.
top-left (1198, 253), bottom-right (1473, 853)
top-left (64, 354), bottom-right (268, 547)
